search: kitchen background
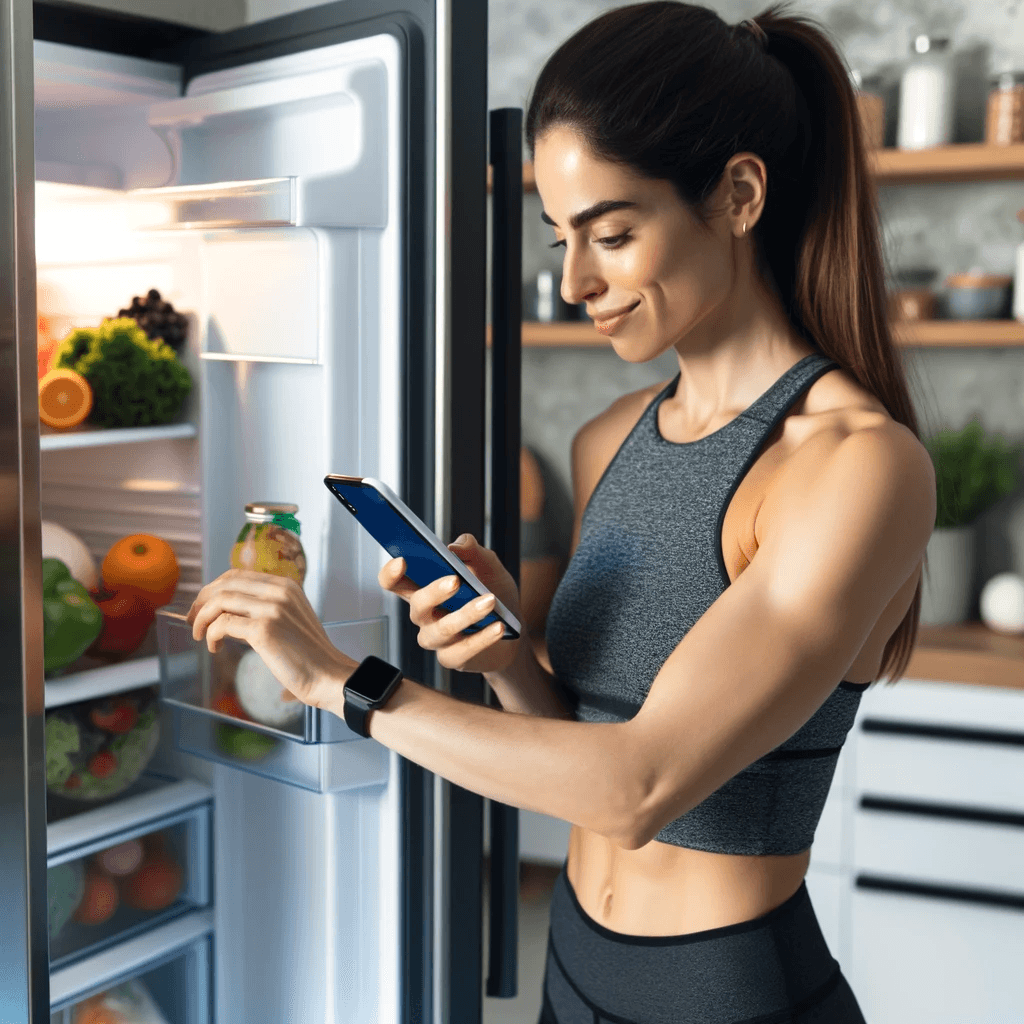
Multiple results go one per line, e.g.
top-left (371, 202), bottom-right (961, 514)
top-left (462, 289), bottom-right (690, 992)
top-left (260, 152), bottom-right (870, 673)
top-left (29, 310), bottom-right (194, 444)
top-left (76, 0), bottom-right (1024, 592)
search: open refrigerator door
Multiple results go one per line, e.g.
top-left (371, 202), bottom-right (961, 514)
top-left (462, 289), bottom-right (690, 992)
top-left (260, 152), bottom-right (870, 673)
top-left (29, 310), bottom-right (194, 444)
top-left (16, 2), bottom-right (494, 1021)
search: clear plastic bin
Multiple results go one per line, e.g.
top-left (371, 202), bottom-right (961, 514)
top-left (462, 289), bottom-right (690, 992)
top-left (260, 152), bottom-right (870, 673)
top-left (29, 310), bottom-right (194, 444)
top-left (48, 799), bottom-right (210, 970)
top-left (50, 909), bottom-right (212, 1023)
top-left (156, 605), bottom-right (392, 791)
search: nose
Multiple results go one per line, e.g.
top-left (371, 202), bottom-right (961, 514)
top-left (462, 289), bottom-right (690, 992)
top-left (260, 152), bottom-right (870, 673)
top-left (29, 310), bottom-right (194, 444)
top-left (560, 243), bottom-right (605, 307)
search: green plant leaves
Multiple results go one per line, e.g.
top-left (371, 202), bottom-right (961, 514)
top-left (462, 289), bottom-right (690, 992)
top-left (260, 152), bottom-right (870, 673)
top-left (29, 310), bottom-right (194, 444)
top-left (924, 418), bottom-right (1024, 529)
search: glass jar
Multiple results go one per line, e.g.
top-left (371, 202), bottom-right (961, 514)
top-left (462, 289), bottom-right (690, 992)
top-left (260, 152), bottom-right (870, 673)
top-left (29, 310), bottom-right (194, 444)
top-left (897, 35), bottom-right (955, 150)
top-left (230, 502), bottom-right (307, 585)
top-left (986, 72), bottom-right (1024, 146)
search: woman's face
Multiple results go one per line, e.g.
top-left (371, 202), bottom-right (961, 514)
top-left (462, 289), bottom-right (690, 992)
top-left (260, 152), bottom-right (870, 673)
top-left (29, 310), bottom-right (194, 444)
top-left (532, 126), bottom-right (739, 362)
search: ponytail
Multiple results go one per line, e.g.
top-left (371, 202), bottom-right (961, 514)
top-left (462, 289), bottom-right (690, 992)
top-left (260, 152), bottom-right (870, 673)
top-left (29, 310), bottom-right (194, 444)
top-left (526, 1), bottom-right (926, 686)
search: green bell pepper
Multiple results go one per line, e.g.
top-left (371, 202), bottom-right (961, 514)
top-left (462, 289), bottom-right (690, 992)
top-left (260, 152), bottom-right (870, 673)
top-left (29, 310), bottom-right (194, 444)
top-left (42, 557), bottom-right (103, 674)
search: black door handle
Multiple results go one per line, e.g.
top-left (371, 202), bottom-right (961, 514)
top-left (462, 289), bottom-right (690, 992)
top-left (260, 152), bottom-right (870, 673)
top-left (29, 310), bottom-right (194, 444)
top-left (485, 106), bottom-right (523, 1000)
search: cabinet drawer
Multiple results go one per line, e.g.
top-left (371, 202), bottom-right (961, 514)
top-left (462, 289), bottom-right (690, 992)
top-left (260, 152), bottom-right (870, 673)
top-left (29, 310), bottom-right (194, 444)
top-left (854, 801), bottom-right (1024, 897)
top-left (848, 881), bottom-right (1024, 1024)
top-left (854, 726), bottom-right (1024, 813)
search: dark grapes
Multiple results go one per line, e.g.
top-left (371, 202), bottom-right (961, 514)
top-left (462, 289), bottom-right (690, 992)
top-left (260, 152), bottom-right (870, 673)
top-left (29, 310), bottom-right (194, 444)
top-left (117, 290), bottom-right (188, 350)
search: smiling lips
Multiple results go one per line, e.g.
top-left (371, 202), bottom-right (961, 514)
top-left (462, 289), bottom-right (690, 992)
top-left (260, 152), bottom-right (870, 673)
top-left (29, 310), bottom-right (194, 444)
top-left (592, 301), bottom-right (640, 335)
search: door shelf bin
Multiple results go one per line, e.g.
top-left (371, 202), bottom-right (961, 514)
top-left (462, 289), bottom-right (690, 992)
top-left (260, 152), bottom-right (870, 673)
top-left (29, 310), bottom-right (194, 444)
top-left (156, 604), bottom-right (387, 745)
top-left (47, 788), bottom-right (212, 971)
top-left (50, 908), bottom-right (213, 1023)
top-left (172, 706), bottom-right (390, 793)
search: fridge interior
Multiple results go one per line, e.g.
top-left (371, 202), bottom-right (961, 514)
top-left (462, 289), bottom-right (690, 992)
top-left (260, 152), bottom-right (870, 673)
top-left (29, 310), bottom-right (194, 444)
top-left (37, 28), bottom-right (410, 1021)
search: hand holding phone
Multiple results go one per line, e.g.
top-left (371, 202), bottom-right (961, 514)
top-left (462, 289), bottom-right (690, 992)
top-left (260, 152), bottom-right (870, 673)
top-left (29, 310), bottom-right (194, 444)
top-left (324, 476), bottom-right (523, 661)
top-left (379, 534), bottom-right (523, 675)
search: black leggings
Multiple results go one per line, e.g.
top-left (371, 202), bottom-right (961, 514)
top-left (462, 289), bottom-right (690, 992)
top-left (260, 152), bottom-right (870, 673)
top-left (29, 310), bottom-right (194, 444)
top-left (538, 862), bottom-right (867, 1024)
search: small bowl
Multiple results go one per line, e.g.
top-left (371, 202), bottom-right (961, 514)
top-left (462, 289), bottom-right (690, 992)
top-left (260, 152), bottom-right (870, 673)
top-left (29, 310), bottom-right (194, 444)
top-left (946, 273), bottom-right (1012, 319)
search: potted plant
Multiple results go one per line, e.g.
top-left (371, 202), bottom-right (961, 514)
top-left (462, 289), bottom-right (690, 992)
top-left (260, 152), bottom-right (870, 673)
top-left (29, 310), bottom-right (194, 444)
top-left (922, 419), bottom-right (1023, 625)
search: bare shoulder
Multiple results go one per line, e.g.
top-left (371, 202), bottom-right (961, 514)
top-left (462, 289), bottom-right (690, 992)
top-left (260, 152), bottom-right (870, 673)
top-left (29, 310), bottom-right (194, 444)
top-left (568, 379), bottom-right (671, 554)
top-left (758, 369), bottom-right (935, 548)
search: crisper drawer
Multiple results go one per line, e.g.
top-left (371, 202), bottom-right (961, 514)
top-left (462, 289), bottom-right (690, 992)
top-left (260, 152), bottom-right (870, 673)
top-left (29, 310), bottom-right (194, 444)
top-left (50, 908), bottom-right (213, 1024)
top-left (854, 720), bottom-right (1024, 814)
top-left (848, 879), bottom-right (1024, 1024)
top-left (853, 798), bottom-right (1024, 898)
top-left (47, 780), bottom-right (211, 971)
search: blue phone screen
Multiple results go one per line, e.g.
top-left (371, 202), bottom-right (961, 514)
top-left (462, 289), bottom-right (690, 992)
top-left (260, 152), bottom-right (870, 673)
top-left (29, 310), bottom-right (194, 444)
top-left (326, 480), bottom-right (505, 634)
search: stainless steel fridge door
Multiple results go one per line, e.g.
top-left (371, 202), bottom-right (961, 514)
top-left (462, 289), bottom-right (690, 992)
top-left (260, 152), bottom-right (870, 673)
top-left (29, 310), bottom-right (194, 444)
top-left (0, 0), bottom-right (50, 1020)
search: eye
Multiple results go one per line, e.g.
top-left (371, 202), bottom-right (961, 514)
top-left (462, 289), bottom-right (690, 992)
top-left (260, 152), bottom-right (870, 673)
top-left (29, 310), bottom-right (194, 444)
top-left (549, 233), bottom-right (631, 250)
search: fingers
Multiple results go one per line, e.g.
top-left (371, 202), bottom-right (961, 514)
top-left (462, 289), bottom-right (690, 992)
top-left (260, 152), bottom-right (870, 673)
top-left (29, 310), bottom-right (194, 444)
top-left (191, 587), bottom-right (278, 643)
top-left (188, 569), bottom-right (290, 624)
top-left (435, 617), bottom-right (506, 670)
top-left (204, 611), bottom-right (256, 654)
top-left (417, 590), bottom-right (501, 650)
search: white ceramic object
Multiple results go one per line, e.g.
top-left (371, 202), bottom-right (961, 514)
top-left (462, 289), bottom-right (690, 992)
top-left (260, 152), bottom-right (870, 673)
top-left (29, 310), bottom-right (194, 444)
top-left (41, 519), bottom-right (98, 591)
top-left (979, 572), bottom-right (1024, 634)
top-left (234, 648), bottom-right (304, 729)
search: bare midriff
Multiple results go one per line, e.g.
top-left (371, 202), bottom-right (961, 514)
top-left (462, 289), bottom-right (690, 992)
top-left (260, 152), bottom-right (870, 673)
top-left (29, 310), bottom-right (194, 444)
top-left (565, 826), bottom-right (812, 936)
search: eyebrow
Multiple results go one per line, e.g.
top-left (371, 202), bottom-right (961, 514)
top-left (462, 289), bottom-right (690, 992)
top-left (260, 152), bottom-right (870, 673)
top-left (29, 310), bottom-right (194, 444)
top-left (541, 199), bottom-right (638, 231)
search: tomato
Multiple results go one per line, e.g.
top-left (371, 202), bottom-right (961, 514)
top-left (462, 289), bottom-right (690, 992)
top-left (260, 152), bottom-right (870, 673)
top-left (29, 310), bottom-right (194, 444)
top-left (122, 855), bottom-right (183, 912)
top-left (75, 867), bottom-right (119, 925)
top-left (212, 688), bottom-right (249, 720)
top-left (87, 751), bottom-right (118, 780)
top-left (89, 589), bottom-right (155, 656)
top-left (89, 699), bottom-right (139, 734)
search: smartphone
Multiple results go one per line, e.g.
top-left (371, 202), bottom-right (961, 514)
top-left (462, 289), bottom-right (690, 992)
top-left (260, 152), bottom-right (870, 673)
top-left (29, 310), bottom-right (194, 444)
top-left (324, 474), bottom-right (521, 640)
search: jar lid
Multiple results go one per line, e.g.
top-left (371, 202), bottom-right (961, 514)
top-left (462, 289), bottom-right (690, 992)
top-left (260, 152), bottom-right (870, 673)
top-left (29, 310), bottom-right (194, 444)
top-left (912, 34), bottom-right (950, 54)
top-left (245, 502), bottom-right (299, 516)
top-left (946, 272), bottom-right (1012, 289)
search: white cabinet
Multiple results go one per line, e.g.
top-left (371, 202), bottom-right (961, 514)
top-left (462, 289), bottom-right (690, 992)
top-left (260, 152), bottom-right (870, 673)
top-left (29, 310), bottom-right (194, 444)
top-left (848, 883), bottom-right (1024, 1024)
top-left (836, 679), bottom-right (1024, 1021)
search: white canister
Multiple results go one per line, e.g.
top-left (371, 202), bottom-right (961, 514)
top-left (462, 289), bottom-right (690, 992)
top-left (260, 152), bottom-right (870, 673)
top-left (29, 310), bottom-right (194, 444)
top-left (1015, 213), bottom-right (1024, 321)
top-left (898, 35), bottom-right (955, 150)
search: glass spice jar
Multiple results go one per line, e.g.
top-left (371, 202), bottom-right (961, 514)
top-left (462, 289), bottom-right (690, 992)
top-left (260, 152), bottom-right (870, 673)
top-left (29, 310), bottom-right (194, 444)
top-left (230, 502), bottom-right (307, 585)
top-left (986, 72), bottom-right (1024, 146)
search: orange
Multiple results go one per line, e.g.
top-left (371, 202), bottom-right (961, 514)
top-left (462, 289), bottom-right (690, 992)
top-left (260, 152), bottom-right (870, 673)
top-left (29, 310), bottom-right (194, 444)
top-left (38, 368), bottom-right (92, 429)
top-left (102, 534), bottom-right (180, 609)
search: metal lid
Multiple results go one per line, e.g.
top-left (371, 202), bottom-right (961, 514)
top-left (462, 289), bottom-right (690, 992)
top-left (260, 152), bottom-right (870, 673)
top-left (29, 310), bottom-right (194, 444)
top-left (245, 502), bottom-right (299, 516)
top-left (912, 35), bottom-right (950, 54)
top-left (991, 71), bottom-right (1024, 88)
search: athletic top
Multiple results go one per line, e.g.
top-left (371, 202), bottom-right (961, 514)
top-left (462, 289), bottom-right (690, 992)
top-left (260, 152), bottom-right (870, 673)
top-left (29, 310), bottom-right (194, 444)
top-left (544, 351), bottom-right (871, 856)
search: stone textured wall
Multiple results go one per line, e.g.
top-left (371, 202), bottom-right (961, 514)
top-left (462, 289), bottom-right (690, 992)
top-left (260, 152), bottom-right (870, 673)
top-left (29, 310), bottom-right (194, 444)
top-left (495, 0), bottom-right (1024, 599)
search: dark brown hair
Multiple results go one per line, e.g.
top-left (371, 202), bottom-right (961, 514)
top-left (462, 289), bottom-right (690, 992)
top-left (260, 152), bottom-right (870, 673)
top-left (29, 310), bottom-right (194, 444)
top-left (526, 1), bottom-right (927, 686)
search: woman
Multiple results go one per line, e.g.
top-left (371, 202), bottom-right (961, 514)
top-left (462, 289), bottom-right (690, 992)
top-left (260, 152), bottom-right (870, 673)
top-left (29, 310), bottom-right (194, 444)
top-left (188, 3), bottom-right (936, 1021)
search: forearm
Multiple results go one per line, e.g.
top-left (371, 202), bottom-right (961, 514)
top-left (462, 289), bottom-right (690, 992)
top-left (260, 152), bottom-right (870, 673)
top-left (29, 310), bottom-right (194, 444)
top-left (328, 672), bottom-right (637, 846)
top-left (482, 635), bottom-right (575, 719)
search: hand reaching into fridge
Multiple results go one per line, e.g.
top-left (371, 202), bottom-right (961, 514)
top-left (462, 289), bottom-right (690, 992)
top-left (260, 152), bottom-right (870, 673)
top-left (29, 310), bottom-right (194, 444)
top-left (186, 569), bottom-right (358, 710)
top-left (379, 533), bottom-right (522, 675)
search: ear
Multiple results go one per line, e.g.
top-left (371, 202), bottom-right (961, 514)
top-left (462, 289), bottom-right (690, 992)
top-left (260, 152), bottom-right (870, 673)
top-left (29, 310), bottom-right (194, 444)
top-left (722, 152), bottom-right (768, 238)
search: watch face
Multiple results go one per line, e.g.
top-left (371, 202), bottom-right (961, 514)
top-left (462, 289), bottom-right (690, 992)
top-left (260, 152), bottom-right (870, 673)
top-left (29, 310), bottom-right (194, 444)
top-left (349, 656), bottom-right (401, 703)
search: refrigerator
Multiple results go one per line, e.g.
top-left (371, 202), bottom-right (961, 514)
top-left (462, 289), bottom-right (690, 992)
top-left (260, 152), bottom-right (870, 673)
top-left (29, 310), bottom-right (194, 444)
top-left (1, 0), bottom-right (526, 1020)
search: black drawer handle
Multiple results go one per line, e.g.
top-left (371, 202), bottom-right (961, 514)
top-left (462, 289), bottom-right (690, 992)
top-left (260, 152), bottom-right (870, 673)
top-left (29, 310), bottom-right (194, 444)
top-left (860, 718), bottom-right (1024, 748)
top-left (858, 795), bottom-right (1024, 829)
top-left (855, 874), bottom-right (1024, 912)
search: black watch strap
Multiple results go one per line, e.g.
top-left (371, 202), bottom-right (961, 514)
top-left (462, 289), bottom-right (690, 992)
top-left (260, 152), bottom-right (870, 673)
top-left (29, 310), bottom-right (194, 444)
top-left (342, 695), bottom-right (372, 739)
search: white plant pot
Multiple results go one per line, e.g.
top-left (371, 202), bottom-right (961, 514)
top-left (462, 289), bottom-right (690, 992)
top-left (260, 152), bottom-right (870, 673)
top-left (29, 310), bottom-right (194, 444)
top-left (919, 525), bottom-right (975, 626)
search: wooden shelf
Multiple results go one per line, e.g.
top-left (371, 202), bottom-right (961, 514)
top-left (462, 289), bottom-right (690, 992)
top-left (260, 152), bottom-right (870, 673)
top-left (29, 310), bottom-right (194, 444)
top-left (488, 320), bottom-right (1024, 348)
top-left (908, 622), bottom-right (1024, 691)
top-left (488, 145), bottom-right (1024, 194)
top-left (893, 319), bottom-right (1024, 346)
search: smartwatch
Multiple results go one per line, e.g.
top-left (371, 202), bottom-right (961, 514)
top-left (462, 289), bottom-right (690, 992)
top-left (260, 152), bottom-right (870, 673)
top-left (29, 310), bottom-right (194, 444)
top-left (343, 655), bottom-right (405, 738)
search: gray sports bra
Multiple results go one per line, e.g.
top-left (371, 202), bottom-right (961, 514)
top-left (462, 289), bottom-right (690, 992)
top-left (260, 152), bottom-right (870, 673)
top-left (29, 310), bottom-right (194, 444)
top-left (544, 352), bottom-right (870, 856)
